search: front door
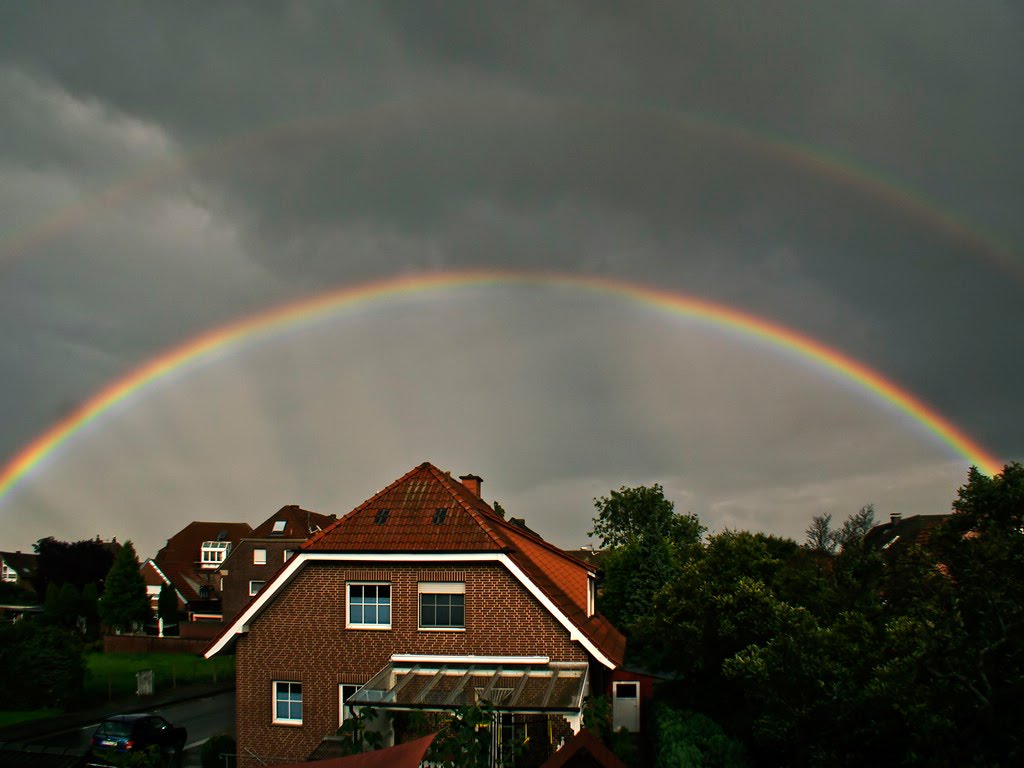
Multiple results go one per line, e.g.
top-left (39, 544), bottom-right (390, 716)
top-left (612, 681), bottom-right (640, 732)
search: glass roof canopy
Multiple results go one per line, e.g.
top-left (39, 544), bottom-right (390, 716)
top-left (347, 661), bottom-right (589, 714)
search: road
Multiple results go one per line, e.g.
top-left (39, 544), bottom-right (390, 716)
top-left (17, 690), bottom-right (234, 767)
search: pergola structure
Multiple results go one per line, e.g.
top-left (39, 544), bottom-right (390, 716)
top-left (346, 654), bottom-right (589, 733)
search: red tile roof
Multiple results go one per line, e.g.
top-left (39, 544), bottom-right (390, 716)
top-left (303, 462), bottom-right (625, 667)
top-left (153, 521), bottom-right (253, 600)
top-left (251, 505), bottom-right (336, 538)
top-left (540, 728), bottom-right (627, 768)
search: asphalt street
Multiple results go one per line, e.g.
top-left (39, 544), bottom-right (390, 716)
top-left (7, 690), bottom-right (235, 767)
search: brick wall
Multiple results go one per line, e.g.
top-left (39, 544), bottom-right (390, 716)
top-left (234, 561), bottom-right (588, 765)
top-left (220, 540), bottom-right (301, 622)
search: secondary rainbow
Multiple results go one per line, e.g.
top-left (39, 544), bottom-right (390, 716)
top-left (0, 271), bottom-right (1002, 504)
top-left (2, 99), bottom-right (1020, 280)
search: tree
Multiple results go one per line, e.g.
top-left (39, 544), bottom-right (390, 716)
top-left (591, 485), bottom-right (704, 664)
top-left (803, 514), bottom-right (836, 553)
top-left (492, 500), bottom-right (507, 518)
top-left (158, 582), bottom-right (179, 625)
top-left (34, 536), bottom-right (117, 594)
top-left (98, 541), bottom-right (151, 633)
top-left (0, 620), bottom-right (85, 709)
top-left (590, 484), bottom-right (704, 549)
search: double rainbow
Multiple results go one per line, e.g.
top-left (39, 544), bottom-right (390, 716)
top-left (0, 270), bottom-right (1002, 505)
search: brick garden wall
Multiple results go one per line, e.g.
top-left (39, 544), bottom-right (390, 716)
top-left (234, 561), bottom-right (588, 766)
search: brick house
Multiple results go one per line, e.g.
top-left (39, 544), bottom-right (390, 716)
top-left (217, 505), bottom-right (336, 622)
top-left (141, 521), bottom-right (253, 622)
top-left (205, 462), bottom-right (626, 766)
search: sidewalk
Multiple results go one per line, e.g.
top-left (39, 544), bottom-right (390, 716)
top-left (0, 681), bottom-right (235, 744)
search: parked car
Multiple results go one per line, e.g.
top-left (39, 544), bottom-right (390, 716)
top-left (86, 713), bottom-right (187, 766)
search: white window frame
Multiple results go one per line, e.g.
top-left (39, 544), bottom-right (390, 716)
top-left (346, 582), bottom-right (391, 629)
top-left (249, 580), bottom-right (266, 596)
top-left (273, 681), bottom-right (302, 725)
top-left (283, 550), bottom-right (293, 562)
top-left (338, 684), bottom-right (361, 726)
top-left (253, 549), bottom-right (267, 565)
top-left (418, 582), bottom-right (466, 631)
top-left (1, 562), bottom-right (17, 582)
top-left (587, 575), bottom-right (595, 617)
top-left (200, 541), bottom-right (231, 568)
top-left (271, 520), bottom-right (286, 534)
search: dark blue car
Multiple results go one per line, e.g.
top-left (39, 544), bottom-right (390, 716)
top-left (86, 713), bottom-right (187, 766)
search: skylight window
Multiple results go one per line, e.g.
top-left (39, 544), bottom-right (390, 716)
top-left (271, 520), bottom-right (286, 535)
top-left (433, 508), bottom-right (448, 525)
top-left (374, 509), bottom-right (390, 525)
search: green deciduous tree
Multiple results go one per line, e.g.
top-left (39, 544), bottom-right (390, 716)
top-left (98, 541), bottom-right (150, 633)
top-left (590, 484), bottom-right (704, 549)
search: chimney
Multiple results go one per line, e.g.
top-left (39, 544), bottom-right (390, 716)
top-left (459, 474), bottom-right (483, 497)
top-left (890, 513), bottom-right (902, 525)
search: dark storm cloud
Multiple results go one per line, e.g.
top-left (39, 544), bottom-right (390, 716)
top-left (0, 2), bottom-right (1021, 552)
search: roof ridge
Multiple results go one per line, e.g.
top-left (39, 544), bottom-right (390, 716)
top-left (424, 464), bottom-right (510, 552)
top-left (302, 462), bottom-right (444, 550)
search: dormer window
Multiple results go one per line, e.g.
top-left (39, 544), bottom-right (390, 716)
top-left (374, 509), bottom-right (390, 525)
top-left (271, 520), bottom-right (286, 535)
top-left (433, 508), bottom-right (448, 525)
top-left (201, 540), bottom-right (231, 568)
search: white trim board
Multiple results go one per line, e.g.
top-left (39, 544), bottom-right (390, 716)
top-left (204, 551), bottom-right (616, 669)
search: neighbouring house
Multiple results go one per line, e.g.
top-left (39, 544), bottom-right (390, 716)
top-left (0, 550), bottom-right (39, 594)
top-left (864, 513), bottom-right (952, 559)
top-left (141, 521), bottom-right (253, 623)
top-left (205, 462), bottom-right (628, 767)
top-left (218, 505), bottom-right (337, 622)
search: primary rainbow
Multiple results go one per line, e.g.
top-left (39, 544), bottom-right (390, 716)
top-left (0, 270), bottom-right (1002, 504)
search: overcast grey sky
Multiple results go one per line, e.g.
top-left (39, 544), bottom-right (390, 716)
top-left (1, 2), bottom-right (1021, 558)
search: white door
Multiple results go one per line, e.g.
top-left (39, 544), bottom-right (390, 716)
top-left (612, 681), bottom-right (640, 732)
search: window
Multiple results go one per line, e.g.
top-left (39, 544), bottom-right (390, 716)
top-left (418, 582), bottom-right (465, 630)
top-left (200, 540), bottom-right (231, 568)
top-left (253, 549), bottom-right (267, 565)
top-left (284, 550), bottom-right (293, 562)
top-left (1, 562), bottom-right (17, 582)
top-left (432, 508), bottom-right (448, 525)
top-left (347, 583), bottom-right (391, 628)
top-left (271, 520), bottom-right (286, 534)
top-left (273, 681), bottom-right (302, 724)
top-left (339, 684), bottom-right (360, 726)
top-left (249, 580), bottom-right (266, 596)
top-left (374, 509), bottom-right (390, 525)
top-left (587, 575), bottom-right (595, 617)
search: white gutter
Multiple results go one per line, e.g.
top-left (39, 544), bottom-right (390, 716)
top-left (204, 551), bottom-right (616, 669)
top-left (392, 654), bottom-right (549, 665)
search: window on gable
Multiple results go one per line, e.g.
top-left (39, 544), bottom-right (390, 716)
top-left (249, 580), bottom-right (266, 596)
top-left (347, 583), bottom-right (391, 629)
top-left (418, 582), bottom-right (465, 630)
top-left (433, 508), bottom-right (448, 525)
top-left (283, 550), bottom-right (293, 562)
top-left (273, 681), bottom-right (302, 724)
top-left (374, 509), bottom-right (390, 525)
top-left (253, 549), bottom-right (267, 565)
top-left (1, 562), bottom-right (17, 582)
top-left (271, 520), bottom-right (286, 535)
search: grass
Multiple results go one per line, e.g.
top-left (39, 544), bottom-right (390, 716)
top-left (0, 709), bottom-right (60, 728)
top-left (84, 652), bottom-right (235, 700)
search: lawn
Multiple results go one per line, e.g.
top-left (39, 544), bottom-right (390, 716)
top-left (0, 709), bottom-right (60, 728)
top-left (84, 652), bottom-right (235, 700)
